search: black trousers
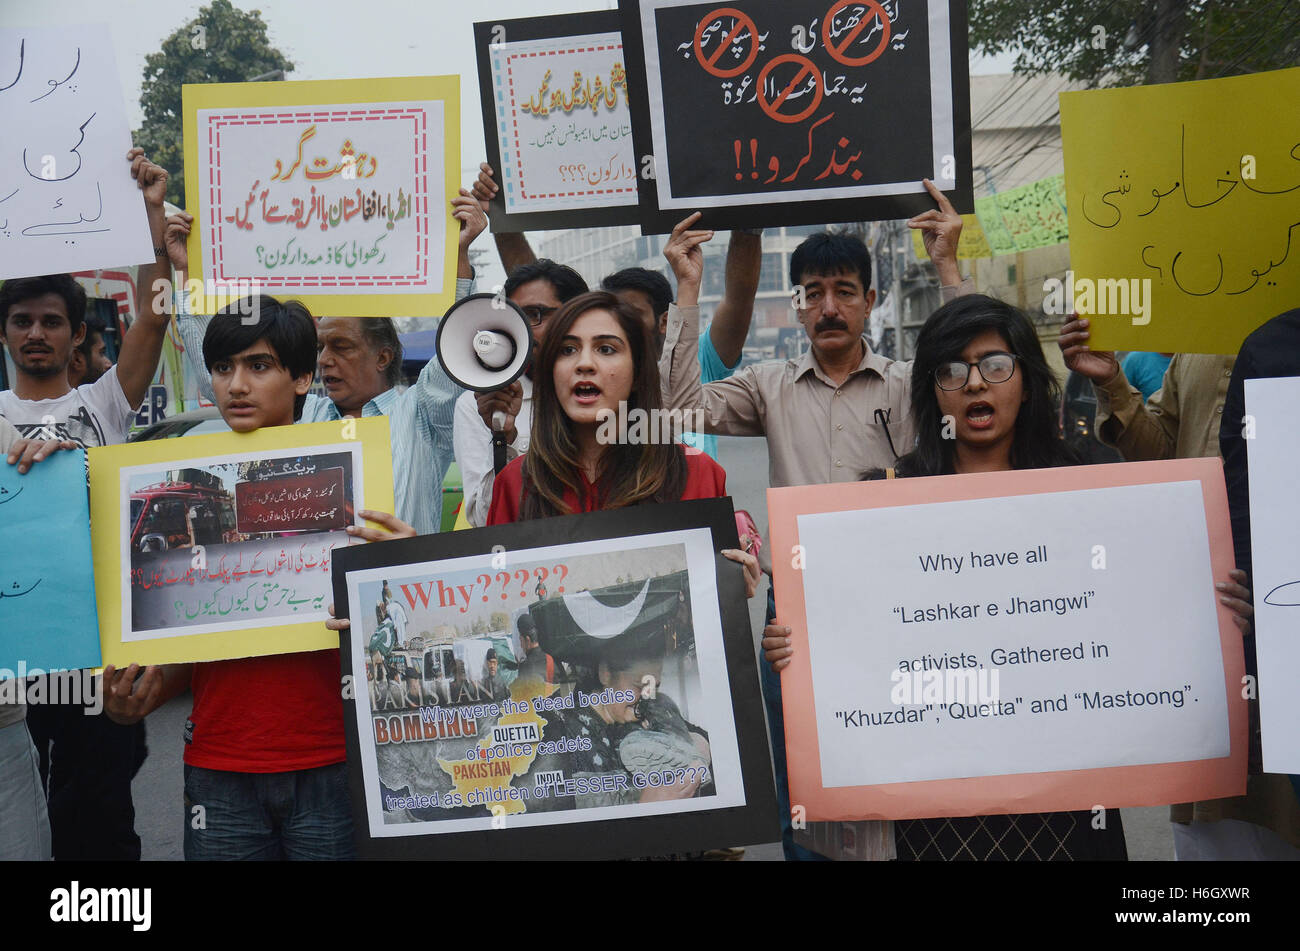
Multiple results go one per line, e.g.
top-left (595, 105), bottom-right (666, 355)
top-left (25, 683), bottom-right (146, 861)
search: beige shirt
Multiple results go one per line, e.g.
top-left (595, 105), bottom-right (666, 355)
top-left (661, 305), bottom-right (915, 490)
top-left (659, 280), bottom-right (975, 490)
top-left (1094, 354), bottom-right (1236, 461)
top-left (660, 280), bottom-right (972, 573)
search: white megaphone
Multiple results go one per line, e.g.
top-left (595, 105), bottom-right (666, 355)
top-left (436, 293), bottom-right (535, 474)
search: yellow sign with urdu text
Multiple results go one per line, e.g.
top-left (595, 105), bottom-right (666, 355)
top-left (1061, 67), bottom-right (1300, 354)
top-left (91, 418), bottom-right (393, 667)
top-left (911, 213), bottom-right (992, 260)
top-left (183, 76), bottom-right (460, 318)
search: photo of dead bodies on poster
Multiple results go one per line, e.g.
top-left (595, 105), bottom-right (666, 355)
top-left (618, 0), bottom-right (973, 231)
top-left (333, 500), bottom-right (777, 859)
top-left (123, 446), bottom-right (360, 637)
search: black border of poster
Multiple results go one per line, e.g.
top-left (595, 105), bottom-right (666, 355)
top-left (331, 497), bottom-right (779, 860)
top-left (618, 0), bottom-right (974, 234)
top-left (473, 11), bottom-right (642, 233)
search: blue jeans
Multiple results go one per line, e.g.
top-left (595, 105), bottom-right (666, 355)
top-left (0, 720), bottom-right (51, 860)
top-left (183, 762), bottom-right (355, 861)
top-left (764, 585), bottom-right (829, 861)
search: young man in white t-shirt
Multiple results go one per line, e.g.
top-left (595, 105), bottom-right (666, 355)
top-left (0, 148), bottom-right (176, 860)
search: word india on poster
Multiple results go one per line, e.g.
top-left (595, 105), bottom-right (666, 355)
top-left (121, 444), bottom-right (363, 641)
top-left (622, 0), bottom-right (970, 230)
top-left (479, 12), bottom-right (637, 224)
top-left (796, 479), bottom-right (1231, 793)
top-left (343, 529), bottom-right (745, 838)
top-left (184, 77), bottom-right (458, 316)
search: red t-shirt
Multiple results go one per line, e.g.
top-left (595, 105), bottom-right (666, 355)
top-left (487, 446), bottom-right (728, 525)
top-left (185, 649), bottom-right (346, 772)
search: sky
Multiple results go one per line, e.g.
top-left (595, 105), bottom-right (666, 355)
top-left (2, 0), bottom-right (1015, 185)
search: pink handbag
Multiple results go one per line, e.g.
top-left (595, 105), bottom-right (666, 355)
top-left (734, 509), bottom-right (762, 557)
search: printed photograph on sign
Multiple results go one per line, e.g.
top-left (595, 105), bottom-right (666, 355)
top-left (183, 76), bottom-right (460, 317)
top-left (618, 0), bottom-right (972, 231)
top-left (121, 444), bottom-right (362, 641)
top-left (349, 536), bottom-right (731, 834)
top-left (474, 12), bottom-right (640, 230)
top-left (333, 498), bottom-right (778, 860)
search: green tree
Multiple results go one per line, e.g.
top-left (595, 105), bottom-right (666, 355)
top-left (135, 0), bottom-right (294, 206)
top-left (489, 611), bottom-right (510, 632)
top-left (970, 0), bottom-right (1300, 87)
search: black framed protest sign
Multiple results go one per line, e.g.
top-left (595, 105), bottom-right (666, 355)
top-left (618, 0), bottom-right (973, 233)
top-left (473, 11), bottom-right (642, 232)
top-left (332, 498), bottom-right (778, 860)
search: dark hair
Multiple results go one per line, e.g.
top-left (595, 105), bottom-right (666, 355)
top-left (357, 317), bottom-right (403, 387)
top-left (75, 318), bottom-right (105, 358)
top-left (896, 294), bottom-right (1075, 477)
top-left (202, 295), bottom-right (318, 421)
top-left (0, 274), bottom-right (88, 334)
top-left (601, 267), bottom-right (672, 320)
top-left (517, 613), bottom-right (537, 639)
top-left (504, 259), bottom-right (589, 303)
top-left (789, 232), bottom-right (872, 294)
top-left (521, 290), bottom-right (687, 518)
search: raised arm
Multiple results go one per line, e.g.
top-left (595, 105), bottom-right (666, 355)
top-left (163, 211), bottom-right (218, 405)
top-left (115, 149), bottom-right (175, 410)
top-left (1059, 319), bottom-right (1179, 461)
top-left (709, 230), bottom-right (761, 368)
top-left (659, 215), bottom-right (766, 437)
top-left (907, 178), bottom-right (971, 301)
top-left (471, 162), bottom-right (538, 276)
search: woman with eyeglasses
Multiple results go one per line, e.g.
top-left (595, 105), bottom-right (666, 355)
top-left (763, 294), bottom-right (1254, 861)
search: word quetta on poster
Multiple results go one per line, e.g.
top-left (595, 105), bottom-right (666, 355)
top-left (182, 76), bottom-right (460, 317)
top-left (769, 459), bottom-right (1246, 821)
top-left (1244, 376), bottom-right (1300, 774)
top-left (0, 449), bottom-right (101, 675)
top-left (1061, 66), bottom-right (1300, 354)
top-left (0, 24), bottom-right (155, 281)
top-left (90, 419), bottom-right (393, 667)
top-left (333, 499), bottom-right (778, 860)
top-left (474, 11), bottom-right (639, 230)
top-left (619, 0), bottom-right (972, 232)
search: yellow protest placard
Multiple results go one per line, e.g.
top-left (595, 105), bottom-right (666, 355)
top-left (91, 418), bottom-right (393, 667)
top-left (1060, 67), bottom-right (1300, 354)
top-left (183, 76), bottom-right (460, 318)
top-left (912, 213), bottom-right (992, 260)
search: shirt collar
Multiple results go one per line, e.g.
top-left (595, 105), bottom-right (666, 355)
top-left (793, 336), bottom-right (891, 385)
top-left (327, 386), bottom-right (397, 419)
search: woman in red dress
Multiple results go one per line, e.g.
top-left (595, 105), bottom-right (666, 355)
top-left (487, 289), bottom-right (758, 599)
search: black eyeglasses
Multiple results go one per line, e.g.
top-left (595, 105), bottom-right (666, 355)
top-left (934, 352), bottom-right (1018, 390)
top-left (519, 304), bottom-right (559, 326)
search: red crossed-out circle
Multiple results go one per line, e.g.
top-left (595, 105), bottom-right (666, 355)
top-left (757, 54), bottom-right (824, 124)
top-left (822, 0), bottom-right (891, 67)
top-left (694, 7), bottom-right (760, 78)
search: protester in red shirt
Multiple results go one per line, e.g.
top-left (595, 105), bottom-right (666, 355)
top-left (486, 287), bottom-right (756, 592)
top-left (101, 295), bottom-right (414, 861)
